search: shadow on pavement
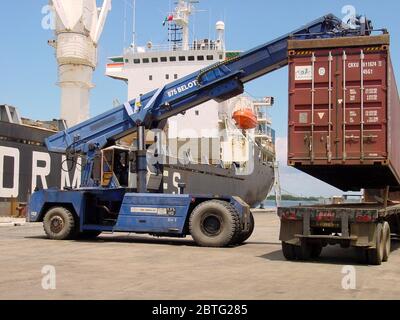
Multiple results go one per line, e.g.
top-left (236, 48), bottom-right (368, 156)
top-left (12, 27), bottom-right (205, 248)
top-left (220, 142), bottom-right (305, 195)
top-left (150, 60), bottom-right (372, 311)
top-left (259, 238), bottom-right (400, 266)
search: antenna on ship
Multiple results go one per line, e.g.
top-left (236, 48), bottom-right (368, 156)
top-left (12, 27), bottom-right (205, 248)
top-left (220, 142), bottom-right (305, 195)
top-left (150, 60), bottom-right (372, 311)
top-left (131, 0), bottom-right (137, 50)
top-left (164, 0), bottom-right (199, 50)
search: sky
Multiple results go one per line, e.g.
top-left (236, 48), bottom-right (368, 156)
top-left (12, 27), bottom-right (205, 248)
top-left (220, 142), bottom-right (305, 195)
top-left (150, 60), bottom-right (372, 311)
top-left (0, 0), bottom-right (399, 197)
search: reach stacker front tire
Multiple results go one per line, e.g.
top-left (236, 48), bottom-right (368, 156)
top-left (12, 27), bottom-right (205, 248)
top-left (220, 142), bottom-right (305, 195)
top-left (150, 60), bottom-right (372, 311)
top-left (189, 200), bottom-right (240, 247)
top-left (43, 207), bottom-right (77, 240)
top-left (232, 212), bottom-right (255, 245)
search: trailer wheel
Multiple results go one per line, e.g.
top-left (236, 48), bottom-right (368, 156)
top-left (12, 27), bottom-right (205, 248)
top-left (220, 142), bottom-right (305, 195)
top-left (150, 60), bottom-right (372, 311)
top-left (282, 242), bottom-right (297, 260)
top-left (43, 207), bottom-right (77, 240)
top-left (382, 222), bottom-right (391, 262)
top-left (232, 212), bottom-right (255, 245)
top-left (294, 242), bottom-right (312, 261)
top-left (189, 200), bottom-right (240, 247)
top-left (367, 223), bottom-right (384, 265)
top-left (310, 243), bottom-right (323, 258)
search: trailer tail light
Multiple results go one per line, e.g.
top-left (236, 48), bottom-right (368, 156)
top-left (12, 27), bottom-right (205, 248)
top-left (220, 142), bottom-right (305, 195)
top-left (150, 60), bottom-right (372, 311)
top-left (355, 213), bottom-right (373, 223)
top-left (280, 211), bottom-right (297, 221)
top-left (316, 211), bottom-right (335, 222)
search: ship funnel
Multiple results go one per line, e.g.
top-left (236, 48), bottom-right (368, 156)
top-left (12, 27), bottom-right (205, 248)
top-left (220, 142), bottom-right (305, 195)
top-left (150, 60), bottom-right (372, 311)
top-left (51, 0), bottom-right (112, 127)
top-left (216, 21), bottom-right (225, 50)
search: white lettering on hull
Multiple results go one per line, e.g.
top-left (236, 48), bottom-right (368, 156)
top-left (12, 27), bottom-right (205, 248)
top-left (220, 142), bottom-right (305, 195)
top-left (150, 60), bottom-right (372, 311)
top-left (0, 146), bottom-right (20, 198)
top-left (61, 155), bottom-right (82, 189)
top-left (31, 151), bottom-right (51, 192)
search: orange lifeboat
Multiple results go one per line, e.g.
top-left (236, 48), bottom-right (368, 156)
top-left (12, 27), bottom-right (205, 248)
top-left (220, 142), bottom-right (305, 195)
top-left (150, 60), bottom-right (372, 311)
top-left (232, 108), bottom-right (258, 130)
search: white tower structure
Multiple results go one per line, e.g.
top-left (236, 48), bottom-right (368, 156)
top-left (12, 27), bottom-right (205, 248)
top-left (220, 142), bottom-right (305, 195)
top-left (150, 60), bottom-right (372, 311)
top-left (50, 0), bottom-right (112, 126)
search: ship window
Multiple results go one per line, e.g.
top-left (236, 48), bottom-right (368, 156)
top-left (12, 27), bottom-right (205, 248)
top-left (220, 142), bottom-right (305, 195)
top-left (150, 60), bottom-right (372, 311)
top-left (195, 110), bottom-right (199, 116)
top-left (166, 74), bottom-right (169, 80)
top-left (188, 56), bottom-right (195, 61)
top-left (151, 57), bottom-right (158, 63)
top-left (133, 59), bottom-right (140, 64)
top-left (174, 74), bottom-right (178, 79)
top-left (125, 59), bottom-right (129, 63)
top-left (207, 55), bottom-right (214, 61)
top-left (197, 55), bottom-right (204, 61)
top-left (149, 75), bottom-right (153, 81)
top-left (160, 57), bottom-right (168, 62)
top-left (169, 56), bottom-right (177, 62)
top-left (143, 58), bottom-right (150, 63)
top-left (219, 54), bottom-right (223, 60)
top-left (179, 56), bottom-right (186, 61)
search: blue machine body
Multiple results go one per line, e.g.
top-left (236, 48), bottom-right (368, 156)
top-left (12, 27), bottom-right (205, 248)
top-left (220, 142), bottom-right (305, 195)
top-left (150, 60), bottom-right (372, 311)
top-left (27, 14), bottom-right (372, 238)
top-left (28, 189), bottom-right (249, 236)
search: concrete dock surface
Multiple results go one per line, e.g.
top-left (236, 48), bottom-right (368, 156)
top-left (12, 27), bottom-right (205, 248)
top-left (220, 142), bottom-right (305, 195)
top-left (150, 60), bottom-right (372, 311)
top-left (0, 210), bottom-right (399, 300)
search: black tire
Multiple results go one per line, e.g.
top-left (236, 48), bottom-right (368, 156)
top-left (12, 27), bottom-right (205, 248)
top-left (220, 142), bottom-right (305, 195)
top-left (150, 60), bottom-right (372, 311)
top-left (355, 247), bottom-right (368, 264)
top-left (189, 200), bottom-right (240, 247)
top-left (232, 212), bottom-right (255, 245)
top-left (367, 223), bottom-right (384, 265)
top-left (310, 243), bottom-right (323, 258)
top-left (282, 242), bottom-right (297, 261)
top-left (43, 207), bottom-right (77, 240)
top-left (294, 242), bottom-right (312, 261)
top-left (382, 221), bottom-right (391, 262)
top-left (77, 231), bottom-right (102, 239)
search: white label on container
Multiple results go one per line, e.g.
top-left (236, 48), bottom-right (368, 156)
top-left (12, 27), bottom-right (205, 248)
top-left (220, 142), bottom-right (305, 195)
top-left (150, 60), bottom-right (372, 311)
top-left (299, 112), bottom-right (308, 124)
top-left (295, 66), bottom-right (312, 81)
top-left (318, 67), bottom-right (326, 76)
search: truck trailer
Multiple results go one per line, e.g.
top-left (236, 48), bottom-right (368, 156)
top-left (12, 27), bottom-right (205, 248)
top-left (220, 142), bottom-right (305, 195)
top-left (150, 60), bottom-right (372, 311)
top-left (279, 32), bottom-right (400, 265)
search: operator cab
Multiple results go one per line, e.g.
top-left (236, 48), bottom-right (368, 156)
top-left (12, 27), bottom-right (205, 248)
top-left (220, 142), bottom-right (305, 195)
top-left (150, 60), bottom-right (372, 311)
top-left (100, 145), bottom-right (162, 191)
top-left (101, 146), bottom-right (131, 188)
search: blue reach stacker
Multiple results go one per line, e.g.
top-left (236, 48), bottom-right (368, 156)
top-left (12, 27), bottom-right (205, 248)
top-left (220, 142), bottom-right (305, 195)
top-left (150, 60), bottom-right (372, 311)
top-left (27, 14), bottom-right (373, 247)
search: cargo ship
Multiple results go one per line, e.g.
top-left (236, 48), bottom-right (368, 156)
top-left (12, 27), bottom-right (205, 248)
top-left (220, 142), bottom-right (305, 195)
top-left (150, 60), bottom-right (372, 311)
top-left (0, 0), bottom-right (276, 213)
top-left (104, 0), bottom-right (276, 204)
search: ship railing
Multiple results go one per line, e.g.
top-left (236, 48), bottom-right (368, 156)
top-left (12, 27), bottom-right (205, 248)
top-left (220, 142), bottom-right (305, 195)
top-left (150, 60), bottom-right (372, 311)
top-left (128, 42), bottom-right (223, 54)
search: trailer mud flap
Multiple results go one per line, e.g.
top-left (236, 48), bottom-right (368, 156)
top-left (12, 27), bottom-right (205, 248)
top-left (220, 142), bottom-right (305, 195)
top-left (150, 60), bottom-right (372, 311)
top-left (279, 220), bottom-right (302, 244)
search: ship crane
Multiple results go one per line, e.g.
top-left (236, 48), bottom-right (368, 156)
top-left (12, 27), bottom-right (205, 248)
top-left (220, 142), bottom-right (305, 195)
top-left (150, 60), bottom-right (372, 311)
top-left (28, 14), bottom-right (373, 247)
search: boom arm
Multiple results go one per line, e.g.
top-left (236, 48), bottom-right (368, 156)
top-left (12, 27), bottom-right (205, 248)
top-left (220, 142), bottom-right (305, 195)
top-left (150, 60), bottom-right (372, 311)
top-left (46, 14), bottom-right (371, 155)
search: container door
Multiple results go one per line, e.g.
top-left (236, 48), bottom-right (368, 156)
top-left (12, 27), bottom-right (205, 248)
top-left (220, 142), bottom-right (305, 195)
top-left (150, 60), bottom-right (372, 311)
top-left (337, 49), bottom-right (387, 162)
top-left (288, 51), bottom-right (335, 162)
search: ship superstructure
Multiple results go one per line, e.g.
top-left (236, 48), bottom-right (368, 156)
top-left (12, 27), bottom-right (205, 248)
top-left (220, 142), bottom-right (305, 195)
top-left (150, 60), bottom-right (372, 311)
top-left (104, 0), bottom-right (276, 205)
top-left (106, 0), bottom-right (275, 169)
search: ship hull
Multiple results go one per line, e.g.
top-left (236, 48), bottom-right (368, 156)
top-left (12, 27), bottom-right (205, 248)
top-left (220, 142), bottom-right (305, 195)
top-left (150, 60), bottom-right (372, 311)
top-left (0, 122), bottom-right (274, 211)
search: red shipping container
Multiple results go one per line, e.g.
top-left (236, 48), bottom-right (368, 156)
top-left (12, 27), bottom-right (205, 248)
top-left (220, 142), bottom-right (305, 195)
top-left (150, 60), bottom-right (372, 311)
top-left (287, 35), bottom-right (400, 190)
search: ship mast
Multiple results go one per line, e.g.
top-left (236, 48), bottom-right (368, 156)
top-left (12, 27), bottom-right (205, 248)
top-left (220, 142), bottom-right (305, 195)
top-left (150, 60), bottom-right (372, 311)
top-left (170, 0), bottom-right (197, 50)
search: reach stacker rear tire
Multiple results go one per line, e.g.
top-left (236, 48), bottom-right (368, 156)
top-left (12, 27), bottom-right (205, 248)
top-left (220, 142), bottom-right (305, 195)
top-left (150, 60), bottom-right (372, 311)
top-left (43, 207), bottom-right (77, 240)
top-left (189, 200), bottom-right (240, 247)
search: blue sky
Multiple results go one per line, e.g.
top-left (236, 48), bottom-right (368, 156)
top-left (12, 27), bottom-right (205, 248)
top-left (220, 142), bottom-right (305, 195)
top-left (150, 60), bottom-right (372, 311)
top-left (0, 0), bottom-right (399, 196)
